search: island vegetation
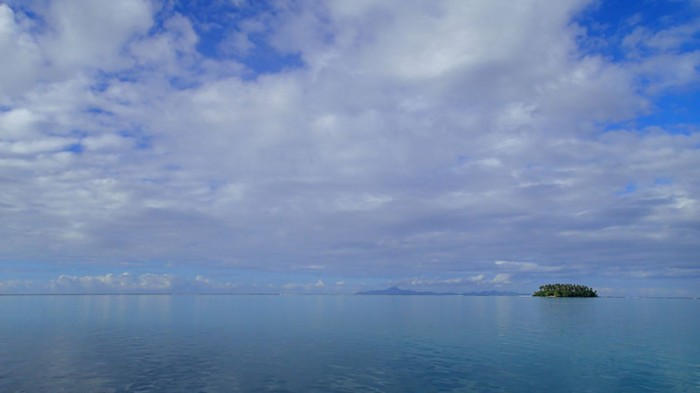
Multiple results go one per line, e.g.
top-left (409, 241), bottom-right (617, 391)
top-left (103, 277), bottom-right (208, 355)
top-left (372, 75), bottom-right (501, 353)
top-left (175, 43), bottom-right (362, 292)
top-left (533, 283), bottom-right (597, 297)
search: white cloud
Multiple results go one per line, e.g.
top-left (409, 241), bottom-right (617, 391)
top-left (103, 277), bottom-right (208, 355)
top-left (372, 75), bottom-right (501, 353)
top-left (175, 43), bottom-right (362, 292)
top-left (282, 279), bottom-right (328, 292)
top-left (0, 4), bottom-right (42, 97)
top-left (619, 18), bottom-right (700, 93)
top-left (51, 272), bottom-right (176, 293)
top-left (407, 275), bottom-right (486, 287)
top-left (42, 0), bottom-right (153, 71)
top-left (128, 13), bottom-right (199, 73)
top-left (494, 260), bottom-right (564, 273)
top-left (0, 137), bottom-right (72, 155)
top-left (490, 274), bottom-right (512, 285)
top-left (332, 193), bottom-right (393, 212)
top-left (0, 1), bottom-right (698, 295)
top-left (0, 273), bottom-right (240, 294)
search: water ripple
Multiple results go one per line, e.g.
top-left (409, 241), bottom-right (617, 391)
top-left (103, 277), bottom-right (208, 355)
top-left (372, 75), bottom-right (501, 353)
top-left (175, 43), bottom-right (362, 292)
top-left (0, 296), bottom-right (697, 392)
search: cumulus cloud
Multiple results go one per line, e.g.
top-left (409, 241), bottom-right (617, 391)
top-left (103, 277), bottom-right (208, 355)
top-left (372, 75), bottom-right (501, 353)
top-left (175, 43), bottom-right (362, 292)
top-left (0, 0), bottom-right (698, 296)
top-left (281, 279), bottom-right (330, 293)
top-left (406, 275), bottom-right (486, 287)
top-left (490, 274), bottom-right (512, 285)
top-left (0, 4), bottom-right (41, 96)
top-left (42, 0), bottom-right (154, 71)
top-left (0, 273), bottom-right (238, 294)
top-left (51, 272), bottom-right (175, 293)
top-left (494, 261), bottom-right (564, 273)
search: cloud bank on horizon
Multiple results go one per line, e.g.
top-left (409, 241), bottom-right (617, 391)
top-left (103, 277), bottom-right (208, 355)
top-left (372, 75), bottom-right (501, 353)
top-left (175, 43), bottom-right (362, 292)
top-left (0, 0), bottom-right (699, 296)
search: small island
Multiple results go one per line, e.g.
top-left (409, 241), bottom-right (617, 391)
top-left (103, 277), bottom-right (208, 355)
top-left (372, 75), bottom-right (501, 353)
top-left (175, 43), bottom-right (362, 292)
top-left (533, 283), bottom-right (597, 297)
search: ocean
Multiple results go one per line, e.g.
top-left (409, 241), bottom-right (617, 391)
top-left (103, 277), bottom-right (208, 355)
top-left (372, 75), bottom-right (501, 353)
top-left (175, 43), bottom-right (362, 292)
top-left (0, 295), bottom-right (698, 392)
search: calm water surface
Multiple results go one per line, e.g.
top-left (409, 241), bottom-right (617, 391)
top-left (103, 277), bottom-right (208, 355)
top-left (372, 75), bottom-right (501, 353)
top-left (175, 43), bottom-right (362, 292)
top-left (0, 295), bottom-right (698, 392)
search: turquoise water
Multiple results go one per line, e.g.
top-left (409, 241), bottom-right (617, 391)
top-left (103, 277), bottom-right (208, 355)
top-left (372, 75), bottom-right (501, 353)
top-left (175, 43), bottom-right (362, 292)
top-left (0, 295), bottom-right (698, 392)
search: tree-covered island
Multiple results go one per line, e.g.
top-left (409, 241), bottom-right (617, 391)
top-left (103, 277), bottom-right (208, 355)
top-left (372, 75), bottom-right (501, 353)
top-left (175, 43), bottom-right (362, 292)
top-left (533, 283), bottom-right (597, 297)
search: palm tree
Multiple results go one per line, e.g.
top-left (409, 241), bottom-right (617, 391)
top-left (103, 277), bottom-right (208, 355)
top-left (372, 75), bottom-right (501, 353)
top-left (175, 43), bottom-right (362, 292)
top-left (533, 283), bottom-right (597, 297)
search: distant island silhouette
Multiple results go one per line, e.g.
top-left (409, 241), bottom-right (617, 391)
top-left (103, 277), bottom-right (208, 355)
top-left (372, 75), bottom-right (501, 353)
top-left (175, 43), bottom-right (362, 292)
top-left (355, 286), bottom-right (523, 296)
top-left (532, 284), bottom-right (597, 297)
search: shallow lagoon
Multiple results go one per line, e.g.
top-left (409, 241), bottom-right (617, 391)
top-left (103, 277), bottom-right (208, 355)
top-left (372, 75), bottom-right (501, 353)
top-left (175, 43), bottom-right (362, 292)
top-left (1, 295), bottom-right (698, 392)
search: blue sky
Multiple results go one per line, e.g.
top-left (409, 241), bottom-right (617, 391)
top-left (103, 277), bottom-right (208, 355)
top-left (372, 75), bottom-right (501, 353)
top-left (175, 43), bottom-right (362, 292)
top-left (0, 0), bottom-right (699, 296)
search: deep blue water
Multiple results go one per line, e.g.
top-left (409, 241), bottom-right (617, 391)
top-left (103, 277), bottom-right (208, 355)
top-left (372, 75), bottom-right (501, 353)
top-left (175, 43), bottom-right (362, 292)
top-left (0, 295), bottom-right (698, 392)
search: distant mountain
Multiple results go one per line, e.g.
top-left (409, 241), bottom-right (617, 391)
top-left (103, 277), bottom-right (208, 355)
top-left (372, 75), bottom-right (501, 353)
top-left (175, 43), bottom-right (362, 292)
top-left (462, 290), bottom-right (524, 297)
top-left (355, 286), bottom-right (454, 296)
top-left (355, 287), bottom-right (523, 296)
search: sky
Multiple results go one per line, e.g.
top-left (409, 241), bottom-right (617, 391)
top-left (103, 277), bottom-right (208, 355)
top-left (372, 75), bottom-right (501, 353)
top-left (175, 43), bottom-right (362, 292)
top-left (0, 0), bottom-right (699, 297)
